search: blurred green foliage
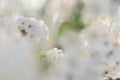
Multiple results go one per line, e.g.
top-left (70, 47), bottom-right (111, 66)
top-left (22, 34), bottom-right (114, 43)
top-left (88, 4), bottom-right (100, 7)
top-left (57, 11), bottom-right (85, 37)
top-left (36, 50), bottom-right (52, 71)
top-left (39, 54), bottom-right (51, 70)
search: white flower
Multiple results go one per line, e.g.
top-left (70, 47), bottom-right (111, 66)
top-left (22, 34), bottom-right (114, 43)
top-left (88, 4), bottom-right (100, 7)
top-left (81, 14), bottom-right (120, 79)
top-left (37, 48), bottom-right (64, 71)
top-left (0, 0), bottom-right (5, 7)
top-left (16, 16), bottom-right (49, 42)
top-left (46, 48), bottom-right (64, 62)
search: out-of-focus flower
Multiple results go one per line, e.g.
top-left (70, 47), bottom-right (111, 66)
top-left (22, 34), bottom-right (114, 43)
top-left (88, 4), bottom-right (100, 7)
top-left (16, 17), bottom-right (49, 42)
top-left (37, 48), bottom-right (64, 71)
top-left (81, 13), bottom-right (120, 79)
top-left (0, 0), bottom-right (5, 7)
top-left (47, 48), bottom-right (64, 62)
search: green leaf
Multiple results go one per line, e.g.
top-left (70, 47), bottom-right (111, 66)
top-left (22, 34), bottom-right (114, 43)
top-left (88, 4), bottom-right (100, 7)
top-left (57, 11), bottom-right (85, 37)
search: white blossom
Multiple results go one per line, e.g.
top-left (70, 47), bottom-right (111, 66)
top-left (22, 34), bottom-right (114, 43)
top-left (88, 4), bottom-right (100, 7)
top-left (46, 48), bottom-right (64, 62)
top-left (16, 17), bottom-right (49, 42)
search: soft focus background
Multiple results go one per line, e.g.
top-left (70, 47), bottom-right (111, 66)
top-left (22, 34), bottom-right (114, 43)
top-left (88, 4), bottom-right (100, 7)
top-left (0, 0), bottom-right (120, 80)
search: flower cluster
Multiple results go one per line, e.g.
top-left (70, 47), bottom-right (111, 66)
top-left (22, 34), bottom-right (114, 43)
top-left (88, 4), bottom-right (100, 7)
top-left (37, 48), bottom-right (64, 71)
top-left (47, 48), bottom-right (64, 62)
top-left (16, 17), bottom-right (49, 42)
